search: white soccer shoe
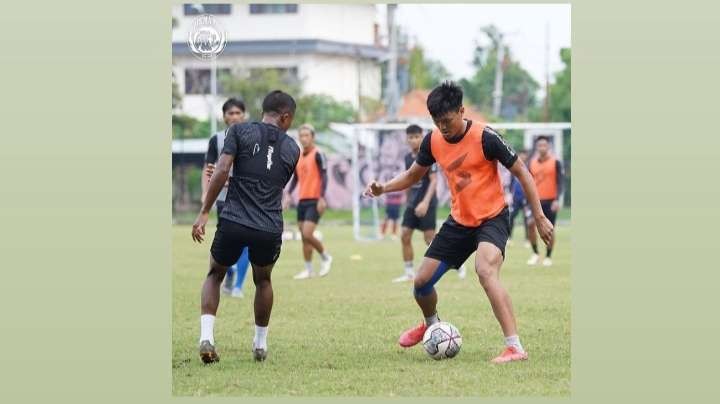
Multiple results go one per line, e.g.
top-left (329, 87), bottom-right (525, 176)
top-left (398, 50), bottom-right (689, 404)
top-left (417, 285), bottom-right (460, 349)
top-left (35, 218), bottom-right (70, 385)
top-left (293, 269), bottom-right (313, 280)
top-left (392, 274), bottom-right (414, 283)
top-left (318, 255), bottom-right (333, 277)
top-left (458, 264), bottom-right (467, 279)
top-left (527, 253), bottom-right (540, 266)
top-left (542, 257), bottom-right (553, 267)
top-left (221, 284), bottom-right (233, 295)
top-left (231, 288), bottom-right (244, 298)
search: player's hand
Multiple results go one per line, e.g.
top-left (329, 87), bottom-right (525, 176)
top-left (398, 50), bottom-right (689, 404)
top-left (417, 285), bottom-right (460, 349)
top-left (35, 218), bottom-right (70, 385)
top-left (535, 214), bottom-right (554, 246)
top-left (205, 163), bottom-right (215, 178)
top-left (551, 200), bottom-right (560, 213)
top-left (317, 197), bottom-right (327, 215)
top-left (191, 212), bottom-right (209, 243)
top-left (414, 201), bottom-right (429, 218)
top-left (363, 180), bottom-right (384, 198)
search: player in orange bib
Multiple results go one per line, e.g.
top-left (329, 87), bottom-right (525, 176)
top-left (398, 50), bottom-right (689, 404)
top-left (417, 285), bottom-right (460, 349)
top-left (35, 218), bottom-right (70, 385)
top-left (365, 82), bottom-right (554, 363)
top-left (287, 124), bottom-right (332, 279)
top-left (526, 136), bottom-right (564, 267)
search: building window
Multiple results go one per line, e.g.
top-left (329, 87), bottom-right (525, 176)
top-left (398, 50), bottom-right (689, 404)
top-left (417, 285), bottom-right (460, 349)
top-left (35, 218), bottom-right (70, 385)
top-left (183, 4), bottom-right (232, 16)
top-left (249, 4), bottom-right (298, 15)
top-left (184, 68), bottom-right (231, 94)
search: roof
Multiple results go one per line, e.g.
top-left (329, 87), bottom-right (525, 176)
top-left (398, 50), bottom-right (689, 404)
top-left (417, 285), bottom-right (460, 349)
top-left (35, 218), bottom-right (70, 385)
top-left (172, 39), bottom-right (388, 60)
top-left (397, 89), bottom-right (486, 123)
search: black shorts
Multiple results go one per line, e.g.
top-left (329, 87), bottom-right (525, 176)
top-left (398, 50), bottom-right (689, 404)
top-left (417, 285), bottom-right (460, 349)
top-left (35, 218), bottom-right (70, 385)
top-left (385, 204), bottom-right (401, 220)
top-left (401, 205), bottom-right (437, 231)
top-left (425, 208), bottom-right (511, 269)
top-left (297, 199), bottom-right (320, 223)
top-left (540, 199), bottom-right (558, 225)
top-left (211, 219), bottom-right (282, 267)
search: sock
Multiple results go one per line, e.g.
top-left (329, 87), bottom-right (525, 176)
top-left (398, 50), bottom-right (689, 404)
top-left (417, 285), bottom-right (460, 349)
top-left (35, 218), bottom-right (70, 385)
top-left (531, 243), bottom-right (539, 254)
top-left (321, 251), bottom-right (330, 261)
top-left (505, 334), bottom-right (525, 353)
top-left (200, 314), bottom-right (215, 345)
top-left (254, 325), bottom-right (268, 349)
top-left (304, 261), bottom-right (313, 272)
top-left (404, 261), bottom-right (414, 276)
top-left (546, 247), bottom-right (553, 258)
top-left (424, 313), bottom-right (440, 326)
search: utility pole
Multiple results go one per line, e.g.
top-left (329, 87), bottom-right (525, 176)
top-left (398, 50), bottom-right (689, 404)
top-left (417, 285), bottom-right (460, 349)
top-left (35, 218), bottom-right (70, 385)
top-left (385, 4), bottom-right (399, 121)
top-left (491, 31), bottom-right (505, 117)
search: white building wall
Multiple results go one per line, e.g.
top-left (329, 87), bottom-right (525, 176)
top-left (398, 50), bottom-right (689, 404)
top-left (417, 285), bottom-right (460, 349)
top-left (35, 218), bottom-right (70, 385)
top-left (172, 4), bottom-right (377, 45)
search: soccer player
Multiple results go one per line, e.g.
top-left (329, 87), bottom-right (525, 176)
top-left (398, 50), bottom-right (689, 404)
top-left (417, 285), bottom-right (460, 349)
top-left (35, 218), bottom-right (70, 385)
top-left (191, 90), bottom-right (301, 363)
top-left (508, 149), bottom-right (531, 245)
top-left (287, 124), bottom-right (333, 280)
top-left (364, 82), bottom-right (554, 363)
top-left (381, 191), bottom-right (403, 239)
top-left (202, 97), bottom-right (250, 298)
top-left (526, 136), bottom-right (564, 267)
top-left (393, 125), bottom-right (438, 283)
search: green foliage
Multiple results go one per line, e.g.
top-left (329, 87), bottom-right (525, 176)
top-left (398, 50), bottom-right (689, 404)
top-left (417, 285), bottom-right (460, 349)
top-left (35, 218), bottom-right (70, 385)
top-left (295, 94), bottom-right (356, 131)
top-left (219, 68), bottom-right (302, 122)
top-left (549, 48), bottom-right (571, 122)
top-left (172, 114), bottom-right (210, 139)
top-left (172, 71), bottom-right (182, 110)
top-left (460, 25), bottom-right (539, 120)
top-left (408, 46), bottom-right (451, 90)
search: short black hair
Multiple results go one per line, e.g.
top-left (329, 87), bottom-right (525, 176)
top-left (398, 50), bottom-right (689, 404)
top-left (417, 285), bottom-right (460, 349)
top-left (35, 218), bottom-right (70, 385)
top-left (405, 124), bottom-right (423, 135)
top-left (262, 90), bottom-right (296, 115)
top-left (427, 81), bottom-right (463, 119)
top-left (535, 135), bottom-right (551, 144)
top-left (222, 97), bottom-right (245, 114)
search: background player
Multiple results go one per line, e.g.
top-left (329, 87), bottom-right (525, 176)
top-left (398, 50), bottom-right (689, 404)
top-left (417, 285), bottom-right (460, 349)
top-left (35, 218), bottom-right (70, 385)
top-left (365, 81), bottom-right (554, 363)
top-left (393, 125), bottom-right (438, 282)
top-left (526, 136), bottom-right (564, 267)
top-left (508, 149), bottom-right (531, 246)
top-left (287, 124), bottom-right (332, 279)
top-left (191, 90), bottom-right (301, 363)
top-left (202, 97), bottom-right (250, 298)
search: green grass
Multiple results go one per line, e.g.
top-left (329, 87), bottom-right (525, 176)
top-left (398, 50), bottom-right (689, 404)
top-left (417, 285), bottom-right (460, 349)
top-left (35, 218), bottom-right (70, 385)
top-left (172, 223), bottom-right (570, 397)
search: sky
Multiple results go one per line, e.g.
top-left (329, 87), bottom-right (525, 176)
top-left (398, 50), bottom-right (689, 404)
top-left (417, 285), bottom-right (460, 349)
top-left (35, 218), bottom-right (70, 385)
top-left (377, 4), bottom-right (571, 86)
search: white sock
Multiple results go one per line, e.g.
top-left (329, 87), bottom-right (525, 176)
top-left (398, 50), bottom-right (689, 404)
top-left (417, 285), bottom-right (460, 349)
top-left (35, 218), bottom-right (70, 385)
top-left (200, 314), bottom-right (215, 345)
top-left (404, 261), bottom-right (414, 276)
top-left (254, 325), bottom-right (268, 350)
top-left (304, 261), bottom-right (313, 272)
top-left (321, 252), bottom-right (330, 261)
top-left (505, 335), bottom-right (525, 353)
top-left (425, 313), bottom-right (440, 326)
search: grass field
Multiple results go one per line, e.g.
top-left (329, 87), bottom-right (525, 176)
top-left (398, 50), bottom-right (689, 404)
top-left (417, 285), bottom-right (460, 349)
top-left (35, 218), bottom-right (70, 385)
top-left (172, 222), bottom-right (570, 397)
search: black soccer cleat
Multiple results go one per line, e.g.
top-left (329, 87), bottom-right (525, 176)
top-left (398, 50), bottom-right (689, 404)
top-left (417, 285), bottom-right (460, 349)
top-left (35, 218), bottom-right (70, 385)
top-left (199, 340), bottom-right (219, 364)
top-left (253, 347), bottom-right (267, 362)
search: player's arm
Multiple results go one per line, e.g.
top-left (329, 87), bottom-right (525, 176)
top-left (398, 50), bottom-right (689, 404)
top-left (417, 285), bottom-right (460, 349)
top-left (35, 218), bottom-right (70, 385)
top-left (192, 153), bottom-right (232, 243)
top-left (316, 151), bottom-right (328, 213)
top-left (552, 160), bottom-right (565, 212)
top-left (414, 167), bottom-right (437, 217)
top-left (201, 136), bottom-right (218, 204)
top-left (365, 162), bottom-right (429, 197)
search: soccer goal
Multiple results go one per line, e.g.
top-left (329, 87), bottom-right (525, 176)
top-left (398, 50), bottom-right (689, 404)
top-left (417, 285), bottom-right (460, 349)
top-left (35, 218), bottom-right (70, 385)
top-left (329, 122), bottom-right (571, 241)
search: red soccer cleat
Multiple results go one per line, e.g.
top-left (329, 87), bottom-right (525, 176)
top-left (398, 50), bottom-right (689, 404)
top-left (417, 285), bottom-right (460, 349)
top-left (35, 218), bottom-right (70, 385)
top-left (398, 322), bottom-right (427, 348)
top-left (490, 346), bottom-right (529, 364)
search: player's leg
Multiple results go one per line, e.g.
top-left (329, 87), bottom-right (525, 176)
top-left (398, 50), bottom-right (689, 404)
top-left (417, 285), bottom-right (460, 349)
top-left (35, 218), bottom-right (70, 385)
top-left (395, 226), bottom-right (415, 282)
top-left (247, 230), bottom-right (283, 361)
top-left (216, 201), bottom-right (235, 295)
top-left (293, 202), bottom-right (314, 279)
top-left (541, 200), bottom-right (558, 266)
top-left (526, 216), bottom-right (540, 265)
top-left (301, 203), bottom-right (332, 276)
top-left (231, 247), bottom-right (249, 298)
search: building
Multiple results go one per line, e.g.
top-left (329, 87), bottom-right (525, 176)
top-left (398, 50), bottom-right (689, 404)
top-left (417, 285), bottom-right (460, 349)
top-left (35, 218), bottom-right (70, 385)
top-left (172, 3), bottom-right (387, 121)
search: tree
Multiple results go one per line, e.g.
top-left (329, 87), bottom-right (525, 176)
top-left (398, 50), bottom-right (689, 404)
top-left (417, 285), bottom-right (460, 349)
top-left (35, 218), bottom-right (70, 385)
top-left (294, 94), bottom-right (356, 131)
top-left (461, 25), bottom-right (539, 121)
top-left (408, 46), bottom-right (451, 90)
top-left (548, 48), bottom-right (571, 122)
top-left (219, 68), bottom-right (302, 122)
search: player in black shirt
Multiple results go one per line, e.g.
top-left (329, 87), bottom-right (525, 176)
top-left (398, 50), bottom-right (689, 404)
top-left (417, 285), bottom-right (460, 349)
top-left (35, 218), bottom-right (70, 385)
top-left (392, 125), bottom-right (438, 282)
top-left (191, 90), bottom-right (301, 363)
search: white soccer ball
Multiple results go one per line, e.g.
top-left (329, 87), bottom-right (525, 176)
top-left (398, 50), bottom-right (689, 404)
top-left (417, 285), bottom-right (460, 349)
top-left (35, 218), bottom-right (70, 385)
top-left (422, 322), bottom-right (462, 360)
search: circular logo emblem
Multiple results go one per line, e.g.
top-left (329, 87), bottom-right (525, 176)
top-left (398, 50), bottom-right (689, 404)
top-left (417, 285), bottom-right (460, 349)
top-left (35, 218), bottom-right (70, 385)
top-left (187, 14), bottom-right (226, 60)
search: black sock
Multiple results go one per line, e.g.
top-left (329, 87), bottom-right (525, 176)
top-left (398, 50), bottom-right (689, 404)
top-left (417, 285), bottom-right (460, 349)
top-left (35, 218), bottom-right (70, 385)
top-left (531, 243), bottom-right (539, 254)
top-left (546, 248), bottom-right (553, 258)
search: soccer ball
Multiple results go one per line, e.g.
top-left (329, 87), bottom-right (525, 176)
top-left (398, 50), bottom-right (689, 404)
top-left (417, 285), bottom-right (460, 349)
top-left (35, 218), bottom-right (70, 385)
top-left (422, 322), bottom-right (462, 360)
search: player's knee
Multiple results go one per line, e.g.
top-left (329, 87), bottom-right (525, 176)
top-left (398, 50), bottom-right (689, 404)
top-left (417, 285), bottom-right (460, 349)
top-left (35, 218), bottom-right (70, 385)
top-left (301, 228), bottom-right (314, 240)
top-left (474, 259), bottom-right (498, 284)
top-left (207, 263), bottom-right (227, 281)
top-left (401, 232), bottom-right (412, 244)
